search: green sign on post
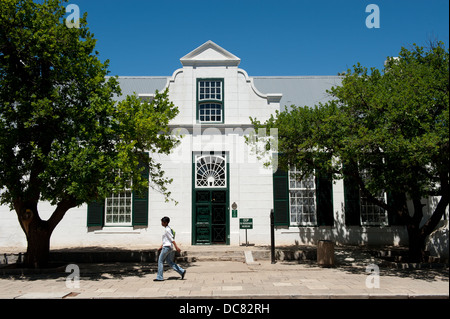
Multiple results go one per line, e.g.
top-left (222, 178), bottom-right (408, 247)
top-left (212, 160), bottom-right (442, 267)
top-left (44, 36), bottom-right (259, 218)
top-left (239, 218), bottom-right (253, 229)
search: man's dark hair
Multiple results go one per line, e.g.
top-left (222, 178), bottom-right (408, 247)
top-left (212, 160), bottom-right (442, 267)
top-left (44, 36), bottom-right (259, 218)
top-left (161, 216), bottom-right (170, 224)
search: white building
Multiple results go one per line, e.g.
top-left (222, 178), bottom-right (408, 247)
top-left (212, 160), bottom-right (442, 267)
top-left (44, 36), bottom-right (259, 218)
top-left (0, 41), bottom-right (447, 254)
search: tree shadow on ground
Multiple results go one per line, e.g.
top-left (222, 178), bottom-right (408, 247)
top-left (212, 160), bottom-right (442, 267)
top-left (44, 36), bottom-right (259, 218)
top-left (274, 244), bottom-right (449, 283)
top-left (0, 245), bottom-right (197, 281)
top-left (0, 261), bottom-right (197, 281)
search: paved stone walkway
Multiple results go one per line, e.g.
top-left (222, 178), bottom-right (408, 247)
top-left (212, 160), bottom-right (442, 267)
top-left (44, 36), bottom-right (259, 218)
top-left (0, 259), bottom-right (448, 299)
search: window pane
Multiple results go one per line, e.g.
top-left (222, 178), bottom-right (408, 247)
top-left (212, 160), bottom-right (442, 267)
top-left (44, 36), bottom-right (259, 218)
top-left (199, 80), bottom-right (222, 101)
top-left (199, 103), bottom-right (222, 123)
top-left (105, 189), bottom-right (133, 226)
top-left (195, 154), bottom-right (227, 188)
top-left (359, 171), bottom-right (388, 226)
top-left (289, 167), bottom-right (317, 226)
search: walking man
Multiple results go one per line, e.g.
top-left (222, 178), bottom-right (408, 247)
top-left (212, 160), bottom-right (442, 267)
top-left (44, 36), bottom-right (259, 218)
top-left (154, 216), bottom-right (186, 281)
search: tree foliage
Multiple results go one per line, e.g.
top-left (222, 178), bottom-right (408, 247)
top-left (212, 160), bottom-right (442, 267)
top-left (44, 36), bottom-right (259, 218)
top-left (0, 0), bottom-right (179, 266)
top-left (251, 42), bottom-right (449, 260)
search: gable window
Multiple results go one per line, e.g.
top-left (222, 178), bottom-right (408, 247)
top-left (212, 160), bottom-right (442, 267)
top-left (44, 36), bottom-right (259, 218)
top-left (289, 167), bottom-right (317, 226)
top-left (199, 80), bottom-right (222, 100)
top-left (199, 103), bottom-right (222, 122)
top-left (197, 79), bottom-right (224, 123)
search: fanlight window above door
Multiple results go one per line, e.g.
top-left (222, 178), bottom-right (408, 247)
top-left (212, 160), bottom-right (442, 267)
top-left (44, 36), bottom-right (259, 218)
top-left (195, 155), bottom-right (227, 188)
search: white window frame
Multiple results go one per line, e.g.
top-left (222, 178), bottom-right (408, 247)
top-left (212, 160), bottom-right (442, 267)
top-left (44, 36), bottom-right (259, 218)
top-left (104, 178), bottom-right (133, 226)
top-left (288, 167), bottom-right (317, 226)
top-left (359, 191), bottom-right (389, 226)
top-left (197, 79), bottom-right (224, 124)
top-left (359, 171), bottom-right (389, 226)
top-left (198, 80), bottom-right (222, 101)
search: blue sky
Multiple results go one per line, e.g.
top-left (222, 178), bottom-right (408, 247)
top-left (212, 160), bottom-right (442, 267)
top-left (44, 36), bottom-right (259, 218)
top-left (70, 0), bottom-right (449, 76)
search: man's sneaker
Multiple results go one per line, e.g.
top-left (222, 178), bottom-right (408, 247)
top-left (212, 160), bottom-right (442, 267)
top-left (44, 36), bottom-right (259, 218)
top-left (181, 270), bottom-right (186, 280)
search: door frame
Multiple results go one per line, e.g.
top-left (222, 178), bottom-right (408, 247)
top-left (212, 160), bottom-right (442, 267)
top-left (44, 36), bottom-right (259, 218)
top-left (191, 151), bottom-right (230, 245)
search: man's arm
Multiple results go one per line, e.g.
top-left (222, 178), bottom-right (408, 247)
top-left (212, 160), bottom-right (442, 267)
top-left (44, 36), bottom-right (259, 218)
top-left (166, 227), bottom-right (181, 252)
top-left (172, 240), bottom-right (181, 253)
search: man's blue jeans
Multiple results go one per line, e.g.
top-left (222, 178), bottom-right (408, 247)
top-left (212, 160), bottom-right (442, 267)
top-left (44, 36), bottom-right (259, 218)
top-left (156, 246), bottom-right (185, 280)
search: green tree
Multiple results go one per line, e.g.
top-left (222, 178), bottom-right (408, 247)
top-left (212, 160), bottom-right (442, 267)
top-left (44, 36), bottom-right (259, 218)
top-left (251, 42), bottom-right (449, 262)
top-left (0, 0), bottom-right (179, 267)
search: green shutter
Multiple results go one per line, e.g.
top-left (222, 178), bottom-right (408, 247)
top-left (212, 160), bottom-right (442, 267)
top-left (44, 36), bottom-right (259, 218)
top-left (387, 191), bottom-right (406, 226)
top-left (384, 154), bottom-right (406, 226)
top-left (133, 153), bottom-right (149, 226)
top-left (273, 158), bottom-right (289, 227)
top-left (316, 171), bottom-right (334, 226)
top-left (343, 177), bottom-right (361, 226)
top-left (87, 201), bottom-right (104, 227)
top-left (343, 162), bottom-right (360, 226)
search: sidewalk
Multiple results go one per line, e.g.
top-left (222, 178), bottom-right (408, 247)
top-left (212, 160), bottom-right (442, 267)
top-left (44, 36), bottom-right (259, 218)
top-left (0, 256), bottom-right (448, 299)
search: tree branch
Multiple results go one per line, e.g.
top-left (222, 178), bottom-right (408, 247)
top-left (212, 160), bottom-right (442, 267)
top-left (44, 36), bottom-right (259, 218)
top-left (47, 196), bottom-right (78, 232)
top-left (420, 170), bottom-right (449, 237)
top-left (350, 170), bottom-right (391, 212)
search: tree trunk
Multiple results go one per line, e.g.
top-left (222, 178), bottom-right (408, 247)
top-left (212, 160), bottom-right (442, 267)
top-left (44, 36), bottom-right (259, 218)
top-left (405, 197), bottom-right (426, 262)
top-left (407, 224), bottom-right (426, 262)
top-left (14, 198), bottom-right (75, 269)
top-left (25, 221), bottom-right (52, 268)
top-left (405, 193), bottom-right (449, 263)
top-left (15, 202), bottom-right (53, 268)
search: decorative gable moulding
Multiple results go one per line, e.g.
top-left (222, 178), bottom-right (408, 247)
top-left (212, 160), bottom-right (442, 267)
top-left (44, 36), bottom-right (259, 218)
top-left (180, 40), bottom-right (241, 67)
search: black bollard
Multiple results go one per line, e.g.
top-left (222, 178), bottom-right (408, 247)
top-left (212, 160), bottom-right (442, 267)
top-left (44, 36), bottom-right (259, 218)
top-left (270, 209), bottom-right (276, 264)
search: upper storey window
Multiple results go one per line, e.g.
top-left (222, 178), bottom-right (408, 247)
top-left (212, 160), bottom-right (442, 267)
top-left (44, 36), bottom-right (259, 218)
top-left (199, 80), bottom-right (222, 101)
top-left (197, 79), bottom-right (224, 123)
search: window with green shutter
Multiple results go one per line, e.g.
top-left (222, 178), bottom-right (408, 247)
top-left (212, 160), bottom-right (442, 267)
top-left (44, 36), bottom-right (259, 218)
top-left (343, 162), bottom-right (393, 227)
top-left (289, 167), bottom-right (317, 226)
top-left (197, 79), bottom-right (224, 124)
top-left (287, 167), bottom-right (334, 227)
top-left (87, 154), bottom-right (149, 227)
top-left (272, 151), bottom-right (334, 227)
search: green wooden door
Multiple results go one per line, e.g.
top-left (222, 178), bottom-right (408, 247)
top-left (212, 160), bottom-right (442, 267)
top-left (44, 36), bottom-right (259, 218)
top-left (192, 152), bottom-right (229, 245)
top-left (193, 190), bottom-right (228, 244)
